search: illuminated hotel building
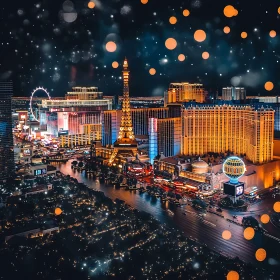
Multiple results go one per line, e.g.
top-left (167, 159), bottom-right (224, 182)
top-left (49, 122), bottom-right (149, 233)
top-left (148, 118), bottom-right (158, 165)
top-left (164, 83), bottom-right (206, 106)
top-left (182, 105), bottom-right (274, 164)
top-left (157, 118), bottom-right (181, 158)
top-left (41, 87), bottom-right (111, 146)
top-left (102, 107), bottom-right (169, 146)
top-left (222, 87), bottom-right (246, 101)
top-left (0, 81), bottom-right (15, 180)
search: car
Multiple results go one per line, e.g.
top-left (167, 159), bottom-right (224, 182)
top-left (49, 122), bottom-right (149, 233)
top-left (233, 215), bottom-right (237, 218)
top-left (216, 208), bottom-right (222, 212)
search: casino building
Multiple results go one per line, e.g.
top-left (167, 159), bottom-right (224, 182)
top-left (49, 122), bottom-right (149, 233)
top-left (40, 87), bottom-right (112, 146)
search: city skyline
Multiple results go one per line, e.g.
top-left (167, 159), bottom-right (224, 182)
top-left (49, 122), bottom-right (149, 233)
top-left (1, 1), bottom-right (280, 97)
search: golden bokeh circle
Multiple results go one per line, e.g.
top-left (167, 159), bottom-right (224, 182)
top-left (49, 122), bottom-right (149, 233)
top-left (273, 201), bottom-right (280, 212)
top-left (194, 30), bottom-right (206, 42)
top-left (243, 227), bottom-right (255, 240)
top-left (88, 1), bottom-right (95, 9)
top-left (165, 38), bottom-right (177, 50)
top-left (260, 214), bottom-right (270, 224)
top-left (278, 7), bottom-right (280, 14)
top-left (106, 41), bottom-right (117, 52)
top-left (224, 26), bottom-right (231, 34)
top-left (264, 81), bottom-right (274, 91)
top-left (183, 9), bottom-right (190, 17)
top-left (270, 30), bottom-right (277, 38)
top-left (178, 54), bottom-right (185, 61)
top-left (169, 16), bottom-right (177, 25)
top-left (222, 230), bottom-right (232, 240)
top-left (224, 5), bottom-right (238, 18)
top-left (112, 61), bottom-right (119, 68)
top-left (55, 207), bottom-right (62, 216)
top-left (241, 32), bottom-right (247, 39)
top-left (255, 248), bottom-right (267, 262)
top-left (149, 68), bottom-right (156, 75)
top-left (227, 270), bottom-right (240, 280)
top-left (141, 0), bottom-right (149, 4)
top-left (202, 52), bottom-right (210, 60)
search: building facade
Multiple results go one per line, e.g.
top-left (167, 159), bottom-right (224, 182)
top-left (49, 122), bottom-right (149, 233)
top-left (0, 81), bottom-right (15, 180)
top-left (182, 105), bottom-right (274, 164)
top-left (164, 83), bottom-right (206, 106)
top-left (222, 87), bottom-right (246, 101)
top-left (102, 107), bottom-right (169, 146)
top-left (157, 117), bottom-right (181, 157)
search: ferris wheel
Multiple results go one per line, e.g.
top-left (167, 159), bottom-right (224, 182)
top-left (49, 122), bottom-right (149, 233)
top-left (30, 87), bottom-right (51, 122)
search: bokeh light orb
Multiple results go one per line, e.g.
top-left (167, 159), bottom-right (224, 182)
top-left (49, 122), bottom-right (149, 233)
top-left (141, 0), bottom-right (148, 4)
top-left (269, 30), bottom-right (276, 38)
top-left (202, 52), bottom-right (209, 60)
top-left (165, 38), bottom-right (177, 50)
top-left (273, 201), bottom-right (280, 212)
top-left (178, 54), bottom-right (185, 61)
top-left (112, 61), bottom-right (119, 68)
top-left (149, 68), bottom-right (156, 75)
top-left (255, 248), bottom-right (267, 262)
top-left (260, 214), bottom-right (270, 224)
top-left (264, 81), bottom-right (274, 91)
top-left (224, 5), bottom-right (238, 18)
top-left (224, 26), bottom-right (231, 34)
top-left (106, 41), bottom-right (117, 52)
top-left (88, 1), bottom-right (95, 9)
top-left (194, 30), bottom-right (206, 42)
top-left (241, 32), bottom-right (247, 39)
top-left (55, 207), bottom-right (62, 216)
top-left (169, 16), bottom-right (177, 24)
top-left (223, 156), bottom-right (246, 182)
top-left (278, 7), bottom-right (280, 14)
top-left (183, 9), bottom-right (190, 17)
top-left (227, 271), bottom-right (240, 280)
top-left (222, 230), bottom-right (232, 240)
top-left (243, 227), bottom-right (255, 240)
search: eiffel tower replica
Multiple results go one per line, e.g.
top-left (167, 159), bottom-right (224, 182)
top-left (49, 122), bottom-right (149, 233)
top-left (108, 58), bottom-right (138, 165)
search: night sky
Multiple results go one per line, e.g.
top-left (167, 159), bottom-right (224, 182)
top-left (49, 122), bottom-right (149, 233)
top-left (1, 0), bottom-right (280, 97)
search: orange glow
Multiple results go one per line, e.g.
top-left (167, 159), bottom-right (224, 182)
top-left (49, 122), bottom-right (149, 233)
top-left (264, 81), bottom-right (274, 91)
top-left (223, 26), bottom-right (231, 34)
top-left (194, 30), bottom-right (206, 42)
top-left (227, 271), bottom-right (240, 280)
top-left (106, 41), bottom-right (117, 52)
top-left (55, 207), bottom-right (62, 216)
top-left (273, 201), bottom-right (280, 212)
top-left (243, 227), bottom-right (255, 240)
top-left (183, 9), bottom-right (190, 17)
top-left (141, 0), bottom-right (148, 4)
top-left (202, 52), bottom-right (209, 60)
top-left (165, 38), bottom-right (177, 50)
top-left (270, 30), bottom-right (277, 38)
top-left (88, 1), bottom-right (95, 9)
top-left (224, 5), bottom-right (238, 18)
top-left (260, 214), bottom-right (270, 224)
top-left (112, 61), bottom-right (119, 68)
top-left (241, 32), bottom-right (247, 39)
top-left (255, 248), bottom-right (266, 262)
top-left (169, 16), bottom-right (177, 24)
top-left (222, 230), bottom-right (232, 240)
top-left (278, 7), bottom-right (280, 14)
top-left (149, 68), bottom-right (156, 75)
top-left (178, 54), bottom-right (185, 61)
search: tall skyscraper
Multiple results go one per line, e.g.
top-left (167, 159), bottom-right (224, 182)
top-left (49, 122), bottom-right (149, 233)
top-left (157, 117), bottom-right (181, 157)
top-left (182, 105), bottom-right (274, 164)
top-left (222, 87), bottom-right (246, 100)
top-left (0, 81), bottom-right (15, 180)
top-left (148, 118), bottom-right (158, 165)
top-left (109, 59), bottom-right (138, 164)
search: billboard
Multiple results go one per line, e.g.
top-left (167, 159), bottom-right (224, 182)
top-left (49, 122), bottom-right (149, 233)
top-left (34, 169), bottom-right (47, 176)
top-left (235, 185), bottom-right (244, 197)
top-left (223, 182), bottom-right (235, 196)
top-left (223, 182), bottom-right (244, 197)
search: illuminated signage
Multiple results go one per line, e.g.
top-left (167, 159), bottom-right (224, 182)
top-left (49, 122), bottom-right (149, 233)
top-left (34, 169), bottom-right (47, 176)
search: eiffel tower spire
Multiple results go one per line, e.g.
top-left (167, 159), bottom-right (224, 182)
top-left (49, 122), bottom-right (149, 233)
top-left (108, 58), bottom-right (138, 165)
